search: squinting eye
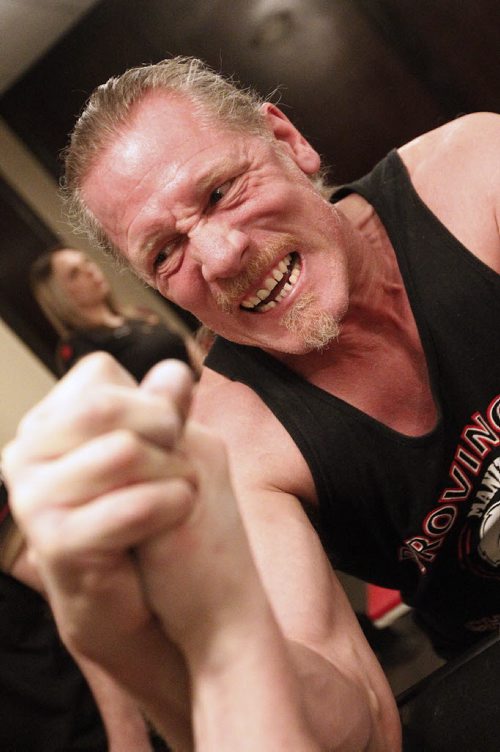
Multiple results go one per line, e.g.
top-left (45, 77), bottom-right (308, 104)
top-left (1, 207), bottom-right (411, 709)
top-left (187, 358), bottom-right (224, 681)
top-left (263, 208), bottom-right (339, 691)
top-left (153, 248), bottom-right (170, 269)
top-left (209, 180), bottom-right (232, 206)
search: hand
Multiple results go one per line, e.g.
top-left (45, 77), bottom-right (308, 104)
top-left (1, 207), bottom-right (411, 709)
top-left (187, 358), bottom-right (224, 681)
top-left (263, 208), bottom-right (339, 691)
top-left (2, 351), bottom-right (287, 750)
top-left (136, 420), bottom-right (264, 656)
top-left (1, 352), bottom-right (195, 682)
top-left (2, 349), bottom-right (262, 673)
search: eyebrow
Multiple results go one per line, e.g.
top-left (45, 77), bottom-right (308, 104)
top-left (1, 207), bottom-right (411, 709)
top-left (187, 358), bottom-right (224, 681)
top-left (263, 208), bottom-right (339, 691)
top-left (135, 156), bottom-right (237, 265)
top-left (195, 157), bottom-right (233, 194)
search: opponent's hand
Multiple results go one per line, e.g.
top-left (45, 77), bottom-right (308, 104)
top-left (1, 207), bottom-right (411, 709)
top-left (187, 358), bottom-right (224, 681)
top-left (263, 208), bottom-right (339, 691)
top-left (2, 352), bottom-right (196, 661)
top-left (2, 350), bottom-right (273, 748)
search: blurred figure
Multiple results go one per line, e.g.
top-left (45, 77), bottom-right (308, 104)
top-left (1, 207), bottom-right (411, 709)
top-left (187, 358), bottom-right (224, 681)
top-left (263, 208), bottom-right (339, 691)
top-left (30, 247), bottom-right (199, 380)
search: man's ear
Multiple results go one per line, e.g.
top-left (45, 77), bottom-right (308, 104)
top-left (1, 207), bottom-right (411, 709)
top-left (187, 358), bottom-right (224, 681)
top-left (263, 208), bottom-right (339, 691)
top-left (260, 102), bottom-right (321, 175)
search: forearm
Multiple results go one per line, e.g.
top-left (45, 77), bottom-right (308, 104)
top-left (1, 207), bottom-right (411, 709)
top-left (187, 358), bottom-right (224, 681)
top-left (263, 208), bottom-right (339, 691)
top-left (184, 599), bottom-right (399, 752)
top-left (187, 604), bottom-right (321, 751)
top-left (7, 546), bottom-right (188, 750)
top-left (75, 654), bottom-right (155, 752)
top-left (121, 630), bottom-right (193, 752)
top-left (59, 613), bottom-right (194, 752)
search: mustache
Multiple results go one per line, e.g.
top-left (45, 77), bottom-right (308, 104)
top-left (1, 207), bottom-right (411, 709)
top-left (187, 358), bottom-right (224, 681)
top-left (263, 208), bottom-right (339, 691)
top-left (215, 234), bottom-right (297, 313)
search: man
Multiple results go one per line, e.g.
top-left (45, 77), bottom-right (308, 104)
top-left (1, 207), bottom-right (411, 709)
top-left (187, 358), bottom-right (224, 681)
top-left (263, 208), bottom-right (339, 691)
top-left (3, 56), bottom-right (499, 750)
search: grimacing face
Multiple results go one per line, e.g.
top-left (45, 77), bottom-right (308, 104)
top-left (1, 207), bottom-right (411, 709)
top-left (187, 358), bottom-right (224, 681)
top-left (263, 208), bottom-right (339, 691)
top-left (82, 91), bottom-right (354, 355)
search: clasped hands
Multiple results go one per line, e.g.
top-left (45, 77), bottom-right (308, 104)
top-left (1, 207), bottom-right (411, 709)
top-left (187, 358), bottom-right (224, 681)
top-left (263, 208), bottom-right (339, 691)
top-left (2, 353), bottom-right (256, 671)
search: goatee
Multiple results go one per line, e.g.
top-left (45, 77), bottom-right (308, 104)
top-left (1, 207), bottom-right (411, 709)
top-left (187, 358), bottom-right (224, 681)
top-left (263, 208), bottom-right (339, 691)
top-left (281, 292), bottom-right (341, 350)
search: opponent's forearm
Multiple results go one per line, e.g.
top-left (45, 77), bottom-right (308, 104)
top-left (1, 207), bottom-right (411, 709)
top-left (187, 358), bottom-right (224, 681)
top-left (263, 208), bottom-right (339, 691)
top-left (75, 654), bottom-right (155, 752)
top-left (52, 603), bottom-right (194, 752)
top-left (124, 632), bottom-right (193, 752)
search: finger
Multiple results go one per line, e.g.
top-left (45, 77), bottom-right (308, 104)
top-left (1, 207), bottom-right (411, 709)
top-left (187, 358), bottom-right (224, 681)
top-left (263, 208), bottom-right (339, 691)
top-left (11, 382), bottom-right (184, 463)
top-left (21, 352), bottom-right (136, 427)
top-left (30, 478), bottom-right (196, 559)
top-left (14, 352), bottom-right (134, 451)
top-left (10, 432), bottom-right (196, 524)
top-left (141, 360), bottom-right (194, 422)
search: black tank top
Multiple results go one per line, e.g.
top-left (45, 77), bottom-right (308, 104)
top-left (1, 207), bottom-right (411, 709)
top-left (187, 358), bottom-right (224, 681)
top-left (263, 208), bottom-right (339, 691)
top-left (57, 318), bottom-right (191, 381)
top-left (206, 150), bottom-right (500, 657)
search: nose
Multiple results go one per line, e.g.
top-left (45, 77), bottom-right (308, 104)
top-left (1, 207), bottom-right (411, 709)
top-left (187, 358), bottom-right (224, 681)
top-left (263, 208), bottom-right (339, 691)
top-left (190, 221), bottom-right (250, 283)
top-left (83, 261), bottom-right (98, 277)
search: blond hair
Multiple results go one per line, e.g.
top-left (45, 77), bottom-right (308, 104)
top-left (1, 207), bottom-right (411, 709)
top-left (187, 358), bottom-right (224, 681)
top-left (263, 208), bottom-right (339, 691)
top-left (29, 248), bottom-right (122, 338)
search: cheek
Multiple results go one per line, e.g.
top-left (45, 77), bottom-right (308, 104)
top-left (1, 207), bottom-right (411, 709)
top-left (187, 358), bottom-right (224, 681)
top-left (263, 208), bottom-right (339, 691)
top-left (157, 269), bottom-right (207, 318)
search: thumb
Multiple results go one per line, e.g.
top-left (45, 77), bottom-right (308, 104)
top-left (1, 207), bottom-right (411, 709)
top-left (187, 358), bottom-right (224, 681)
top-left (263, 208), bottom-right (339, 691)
top-left (140, 360), bottom-right (194, 421)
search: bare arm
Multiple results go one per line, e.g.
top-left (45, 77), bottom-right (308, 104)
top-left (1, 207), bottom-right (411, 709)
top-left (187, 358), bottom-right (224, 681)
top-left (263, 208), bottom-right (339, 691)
top-left (190, 373), bottom-right (401, 751)
top-left (75, 656), bottom-right (157, 752)
top-left (3, 353), bottom-right (400, 751)
top-left (399, 112), bottom-right (500, 270)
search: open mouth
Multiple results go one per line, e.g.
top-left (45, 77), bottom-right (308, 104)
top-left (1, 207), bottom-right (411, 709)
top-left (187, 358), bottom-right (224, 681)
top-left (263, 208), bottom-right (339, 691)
top-left (240, 252), bottom-right (301, 313)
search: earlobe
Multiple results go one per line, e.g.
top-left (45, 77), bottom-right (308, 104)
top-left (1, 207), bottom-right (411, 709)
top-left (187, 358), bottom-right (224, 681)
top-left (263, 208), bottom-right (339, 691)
top-left (260, 103), bottom-right (321, 175)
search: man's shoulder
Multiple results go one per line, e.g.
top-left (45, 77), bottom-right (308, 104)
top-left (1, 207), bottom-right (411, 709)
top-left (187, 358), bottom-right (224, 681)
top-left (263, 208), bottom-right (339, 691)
top-left (398, 112), bottom-right (499, 179)
top-left (192, 363), bottom-right (314, 499)
top-left (193, 364), bottom-right (272, 432)
top-left (397, 113), bottom-right (499, 267)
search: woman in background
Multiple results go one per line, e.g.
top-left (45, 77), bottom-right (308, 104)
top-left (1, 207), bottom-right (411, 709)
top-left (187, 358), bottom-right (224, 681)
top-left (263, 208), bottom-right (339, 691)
top-left (30, 247), bottom-right (201, 380)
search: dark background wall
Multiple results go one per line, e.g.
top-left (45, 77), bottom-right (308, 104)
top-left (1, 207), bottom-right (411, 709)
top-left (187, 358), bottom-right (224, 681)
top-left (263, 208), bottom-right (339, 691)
top-left (1, 0), bottom-right (499, 370)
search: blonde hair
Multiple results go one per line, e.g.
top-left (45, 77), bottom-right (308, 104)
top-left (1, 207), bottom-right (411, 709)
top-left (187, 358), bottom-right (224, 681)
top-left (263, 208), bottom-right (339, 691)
top-left (29, 248), bottom-right (122, 338)
top-left (61, 56), bottom-right (333, 259)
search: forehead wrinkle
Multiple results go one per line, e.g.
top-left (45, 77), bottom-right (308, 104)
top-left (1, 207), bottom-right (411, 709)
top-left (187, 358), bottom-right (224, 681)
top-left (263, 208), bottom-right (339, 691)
top-left (131, 154), bottom-right (237, 259)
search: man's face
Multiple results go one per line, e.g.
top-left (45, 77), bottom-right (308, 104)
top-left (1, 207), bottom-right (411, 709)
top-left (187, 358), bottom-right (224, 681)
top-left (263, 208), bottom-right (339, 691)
top-left (82, 91), bottom-right (353, 354)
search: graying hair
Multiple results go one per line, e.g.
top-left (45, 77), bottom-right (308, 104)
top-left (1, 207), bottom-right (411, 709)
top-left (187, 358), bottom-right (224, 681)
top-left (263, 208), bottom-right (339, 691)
top-left (61, 56), bottom-right (333, 260)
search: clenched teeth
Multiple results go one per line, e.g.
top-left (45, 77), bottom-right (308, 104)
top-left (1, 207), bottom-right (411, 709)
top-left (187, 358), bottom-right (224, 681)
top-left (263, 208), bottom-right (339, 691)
top-left (241, 253), bottom-right (301, 312)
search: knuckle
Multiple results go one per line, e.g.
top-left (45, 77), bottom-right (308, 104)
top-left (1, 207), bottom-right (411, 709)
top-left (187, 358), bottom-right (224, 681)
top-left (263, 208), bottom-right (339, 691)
top-left (75, 350), bottom-right (122, 377)
top-left (171, 477), bottom-right (196, 510)
top-left (16, 403), bottom-right (46, 437)
top-left (75, 388), bottom-right (125, 433)
top-left (106, 429), bottom-right (145, 472)
top-left (160, 410), bottom-right (183, 446)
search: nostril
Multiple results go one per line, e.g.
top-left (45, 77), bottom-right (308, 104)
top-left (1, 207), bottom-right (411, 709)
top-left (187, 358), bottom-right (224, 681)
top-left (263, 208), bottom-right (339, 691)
top-left (197, 228), bottom-right (250, 282)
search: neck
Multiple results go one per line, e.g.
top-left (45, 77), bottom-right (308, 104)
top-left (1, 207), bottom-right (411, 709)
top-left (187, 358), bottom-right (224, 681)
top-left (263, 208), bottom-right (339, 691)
top-left (280, 194), bottom-right (413, 370)
top-left (274, 196), bottom-right (437, 435)
top-left (80, 304), bottom-right (124, 329)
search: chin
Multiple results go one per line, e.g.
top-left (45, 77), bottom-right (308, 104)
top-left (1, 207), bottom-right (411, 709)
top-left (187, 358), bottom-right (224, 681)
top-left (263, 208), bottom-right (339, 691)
top-left (211, 297), bottom-right (342, 354)
top-left (279, 300), bottom-right (342, 352)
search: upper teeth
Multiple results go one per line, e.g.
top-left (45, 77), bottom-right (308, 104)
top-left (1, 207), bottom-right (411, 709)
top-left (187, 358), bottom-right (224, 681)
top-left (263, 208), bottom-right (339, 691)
top-left (241, 254), bottom-right (299, 311)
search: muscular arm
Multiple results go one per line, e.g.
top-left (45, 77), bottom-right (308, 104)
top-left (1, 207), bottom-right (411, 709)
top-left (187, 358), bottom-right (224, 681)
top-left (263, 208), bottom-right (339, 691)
top-left (399, 111), bottom-right (500, 271)
top-left (188, 371), bottom-right (401, 750)
top-left (3, 354), bottom-right (401, 751)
